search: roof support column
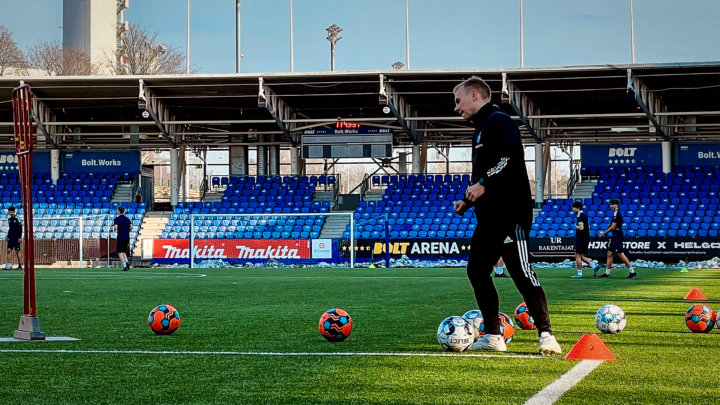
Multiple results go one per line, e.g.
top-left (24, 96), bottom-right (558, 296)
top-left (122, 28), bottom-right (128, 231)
top-left (258, 77), bottom-right (297, 146)
top-left (534, 143), bottom-right (544, 207)
top-left (379, 74), bottom-right (420, 145)
top-left (170, 147), bottom-right (179, 208)
top-left (626, 69), bottom-right (669, 141)
top-left (662, 141), bottom-right (672, 174)
top-left (30, 94), bottom-right (58, 148)
top-left (290, 145), bottom-right (301, 176)
top-left (411, 145), bottom-right (421, 174)
top-left (502, 73), bottom-right (544, 143)
top-left (50, 149), bottom-right (60, 186)
top-left (138, 79), bottom-right (178, 148)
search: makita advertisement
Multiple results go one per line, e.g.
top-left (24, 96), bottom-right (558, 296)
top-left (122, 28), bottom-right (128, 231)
top-left (677, 143), bottom-right (720, 166)
top-left (62, 151), bottom-right (140, 173)
top-left (529, 237), bottom-right (720, 260)
top-left (580, 144), bottom-right (662, 168)
top-left (153, 239), bottom-right (339, 264)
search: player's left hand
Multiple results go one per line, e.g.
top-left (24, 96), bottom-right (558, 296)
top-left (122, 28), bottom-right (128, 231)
top-left (465, 183), bottom-right (485, 202)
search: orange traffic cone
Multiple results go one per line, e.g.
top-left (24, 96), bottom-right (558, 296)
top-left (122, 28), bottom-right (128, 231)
top-left (684, 288), bottom-right (708, 301)
top-left (565, 333), bottom-right (616, 361)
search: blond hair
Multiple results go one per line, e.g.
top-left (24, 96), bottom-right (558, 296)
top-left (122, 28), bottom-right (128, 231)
top-left (453, 76), bottom-right (491, 100)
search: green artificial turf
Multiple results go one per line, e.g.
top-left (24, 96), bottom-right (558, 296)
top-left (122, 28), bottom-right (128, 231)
top-left (0, 266), bottom-right (718, 404)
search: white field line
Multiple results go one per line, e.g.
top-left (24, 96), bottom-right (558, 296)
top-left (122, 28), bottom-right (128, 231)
top-left (0, 349), bottom-right (547, 359)
top-left (524, 360), bottom-right (603, 405)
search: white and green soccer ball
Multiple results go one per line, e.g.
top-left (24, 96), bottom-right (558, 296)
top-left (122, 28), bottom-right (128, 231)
top-left (437, 316), bottom-right (475, 352)
top-left (595, 304), bottom-right (627, 334)
top-left (461, 310), bottom-right (483, 342)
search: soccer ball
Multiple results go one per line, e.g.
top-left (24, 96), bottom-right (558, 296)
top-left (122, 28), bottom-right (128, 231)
top-left (4, 263), bottom-right (11, 270)
top-left (514, 302), bottom-right (536, 330)
top-left (685, 304), bottom-right (715, 333)
top-left (148, 304), bottom-right (181, 335)
top-left (477, 312), bottom-right (516, 344)
top-left (319, 308), bottom-right (353, 342)
top-left (461, 310), bottom-right (483, 341)
top-left (437, 316), bottom-right (475, 352)
top-left (595, 304), bottom-right (627, 334)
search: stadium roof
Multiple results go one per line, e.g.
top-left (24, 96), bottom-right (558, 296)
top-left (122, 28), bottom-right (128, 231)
top-left (0, 61), bottom-right (718, 150)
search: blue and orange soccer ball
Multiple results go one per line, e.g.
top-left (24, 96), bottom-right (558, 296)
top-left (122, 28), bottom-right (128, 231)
top-left (685, 304), bottom-right (715, 333)
top-left (319, 308), bottom-right (353, 342)
top-left (514, 302), bottom-right (536, 330)
top-left (148, 305), bottom-right (181, 335)
top-left (477, 312), bottom-right (516, 344)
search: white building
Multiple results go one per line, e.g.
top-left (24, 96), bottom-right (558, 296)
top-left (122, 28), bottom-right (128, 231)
top-left (63, 0), bottom-right (129, 73)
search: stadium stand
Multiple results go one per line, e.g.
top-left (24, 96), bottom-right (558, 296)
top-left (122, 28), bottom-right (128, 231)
top-left (349, 174), bottom-right (477, 239)
top-left (531, 165), bottom-right (720, 238)
top-left (164, 175), bottom-right (332, 239)
top-left (0, 171), bottom-right (145, 250)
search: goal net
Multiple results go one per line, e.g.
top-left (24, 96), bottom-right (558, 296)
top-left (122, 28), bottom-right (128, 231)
top-left (0, 211), bottom-right (120, 268)
top-left (183, 212), bottom-right (355, 268)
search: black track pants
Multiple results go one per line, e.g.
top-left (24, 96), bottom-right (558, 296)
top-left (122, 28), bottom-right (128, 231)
top-left (466, 224), bottom-right (553, 336)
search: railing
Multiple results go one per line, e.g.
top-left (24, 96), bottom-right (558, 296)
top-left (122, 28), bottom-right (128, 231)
top-left (199, 177), bottom-right (208, 202)
top-left (567, 162), bottom-right (581, 198)
top-left (329, 174), bottom-right (342, 210)
top-left (130, 176), bottom-right (140, 203)
top-left (350, 174), bottom-right (371, 198)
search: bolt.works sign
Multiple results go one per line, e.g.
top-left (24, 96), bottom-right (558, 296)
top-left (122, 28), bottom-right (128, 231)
top-left (677, 143), bottom-right (720, 166)
top-left (580, 144), bottom-right (662, 168)
top-left (63, 151), bottom-right (140, 173)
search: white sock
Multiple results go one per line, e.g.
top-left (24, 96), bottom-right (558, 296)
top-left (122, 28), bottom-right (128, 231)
top-left (577, 269), bottom-right (582, 276)
top-left (605, 268), bottom-right (611, 275)
top-left (629, 267), bottom-right (635, 273)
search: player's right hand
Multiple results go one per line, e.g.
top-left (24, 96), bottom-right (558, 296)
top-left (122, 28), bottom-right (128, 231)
top-left (454, 200), bottom-right (467, 215)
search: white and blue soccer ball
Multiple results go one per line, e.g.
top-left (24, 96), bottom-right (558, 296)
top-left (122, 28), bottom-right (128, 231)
top-left (595, 304), bottom-right (627, 334)
top-left (4, 263), bottom-right (11, 270)
top-left (437, 316), bottom-right (475, 352)
top-left (461, 310), bottom-right (483, 342)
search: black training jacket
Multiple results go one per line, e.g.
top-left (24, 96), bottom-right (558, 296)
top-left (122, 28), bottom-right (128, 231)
top-left (461, 103), bottom-right (533, 231)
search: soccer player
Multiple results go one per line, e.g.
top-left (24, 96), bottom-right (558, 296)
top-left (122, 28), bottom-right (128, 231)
top-left (5, 207), bottom-right (22, 271)
top-left (595, 199), bottom-right (636, 278)
top-left (112, 206), bottom-right (133, 272)
top-left (494, 257), bottom-right (509, 278)
top-left (571, 201), bottom-right (592, 278)
top-left (453, 76), bottom-right (561, 355)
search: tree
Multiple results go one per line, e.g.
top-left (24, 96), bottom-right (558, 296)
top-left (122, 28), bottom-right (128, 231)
top-left (106, 23), bottom-right (188, 75)
top-left (0, 26), bottom-right (27, 76)
top-left (26, 40), bottom-right (100, 76)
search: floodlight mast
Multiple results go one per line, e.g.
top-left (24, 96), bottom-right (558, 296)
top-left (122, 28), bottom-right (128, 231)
top-left (326, 24), bottom-right (343, 72)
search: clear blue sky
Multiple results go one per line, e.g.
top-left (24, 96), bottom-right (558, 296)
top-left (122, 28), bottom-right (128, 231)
top-left (1, 0), bottom-right (719, 73)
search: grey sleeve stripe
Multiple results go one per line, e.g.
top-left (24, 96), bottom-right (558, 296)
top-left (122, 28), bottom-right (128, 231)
top-left (487, 157), bottom-right (509, 177)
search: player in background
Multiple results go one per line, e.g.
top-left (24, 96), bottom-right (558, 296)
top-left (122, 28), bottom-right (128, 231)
top-left (571, 201), bottom-right (593, 278)
top-left (5, 206), bottom-right (22, 271)
top-left (453, 76), bottom-right (561, 355)
top-left (494, 257), bottom-right (509, 277)
top-left (596, 199), bottom-right (636, 278)
top-left (112, 206), bottom-right (133, 272)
